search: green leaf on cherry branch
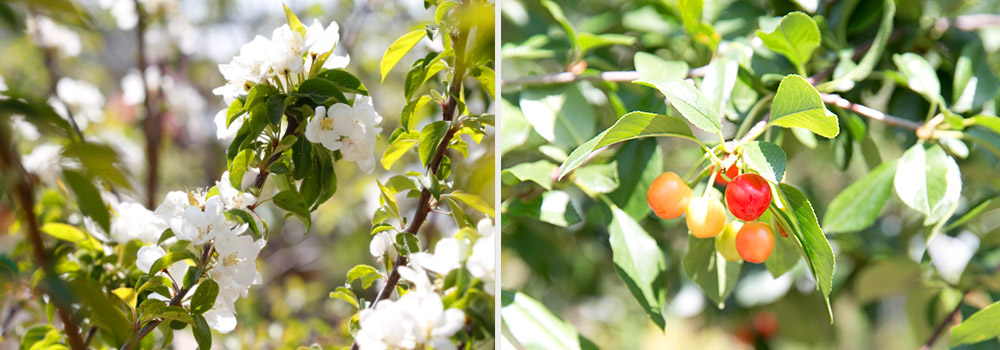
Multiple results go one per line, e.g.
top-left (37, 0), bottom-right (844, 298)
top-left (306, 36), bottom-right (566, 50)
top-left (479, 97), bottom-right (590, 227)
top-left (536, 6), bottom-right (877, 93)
top-left (558, 111), bottom-right (696, 179)
top-left (740, 140), bottom-right (786, 184)
top-left (634, 79), bottom-right (720, 133)
top-left (500, 290), bottom-right (599, 350)
top-left (817, 0), bottom-right (894, 93)
top-left (949, 299), bottom-right (1000, 347)
top-left (607, 203), bottom-right (667, 329)
top-left (502, 159), bottom-right (557, 190)
top-left (282, 4), bottom-right (306, 37)
top-left (519, 85), bottom-right (596, 149)
top-left (769, 74), bottom-right (839, 138)
top-left (347, 264), bottom-right (384, 289)
top-left (774, 184), bottom-right (835, 322)
top-left (633, 52), bottom-right (688, 82)
top-left (382, 133), bottom-right (419, 170)
top-left (893, 144), bottom-right (961, 218)
top-left (822, 160), bottom-right (897, 233)
top-left (892, 53), bottom-right (942, 104)
top-left (329, 286), bottom-right (359, 309)
top-left (684, 236), bottom-right (741, 309)
top-left (755, 12), bottom-right (819, 74)
top-left (191, 313), bottom-right (212, 350)
top-left (316, 69), bottom-right (369, 96)
top-left (40, 222), bottom-right (101, 251)
top-left (229, 149), bottom-right (255, 190)
top-left (148, 250), bottom-right (199, 277)
top-left (381, 30), bottom-right (427, 82)
top-left (418, 121), bottom-right (450, 167)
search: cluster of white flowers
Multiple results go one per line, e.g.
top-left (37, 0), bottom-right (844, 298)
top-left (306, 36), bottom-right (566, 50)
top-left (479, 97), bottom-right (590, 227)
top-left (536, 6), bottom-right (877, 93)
top-left (50, 77), bottom-right (106, 131)
top-left (357, 219), bottom-right (495, 349)
top-left (212, 20), bottom-right (349, 106)
top-left (26, 16), bottom-right (81, 57)
top-left (355, 266), bottom-right (466, 350)
top-left (305, 95), bottom-right (383, 173)
top-left (115, 171), bottom-right (265, 333)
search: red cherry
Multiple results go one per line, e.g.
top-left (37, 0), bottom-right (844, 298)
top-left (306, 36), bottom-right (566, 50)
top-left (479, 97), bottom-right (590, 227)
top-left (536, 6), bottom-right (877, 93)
top-left (735, 222), bottom-right (775, 263)
top-left (752, 311), bottom-right (780, 339)
top-left (725, 174), bottom-right (772, 221)
top-left (711, 162), bottom-right (739, 185)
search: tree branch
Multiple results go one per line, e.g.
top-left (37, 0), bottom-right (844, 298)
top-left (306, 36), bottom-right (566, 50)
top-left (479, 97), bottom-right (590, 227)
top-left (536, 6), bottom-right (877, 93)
top-left (921, 290), bottom-right (969, 350)
top-left (819, 93), bottom-right (924, 131)
top-left (0, 127), bottom-right (85, 350)
top-left (500, 66), bottom-right (709, 87)
top-left (135, 0), bottom-right (162, 209)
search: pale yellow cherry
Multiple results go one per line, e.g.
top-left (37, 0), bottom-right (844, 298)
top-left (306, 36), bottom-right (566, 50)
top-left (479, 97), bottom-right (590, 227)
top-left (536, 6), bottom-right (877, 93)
top-left (715, 221), bottom-right (743, 262)
top-left (685, 197), bottom-right (726, 238)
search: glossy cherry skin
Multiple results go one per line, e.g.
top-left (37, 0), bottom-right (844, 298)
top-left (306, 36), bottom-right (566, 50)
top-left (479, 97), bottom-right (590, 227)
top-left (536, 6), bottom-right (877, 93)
top-left (735, 222), bottom-right (775, 263)
top-left (725, 173), bottom-right (772, 221)
top-left (711, 161), bottom-right (740, 185)
top-left (646, 172), bottom-right (691, 219)
top-left (715, 221), bottom-right (743, 262)
top-left (686, 197), bottom-right (726, 238)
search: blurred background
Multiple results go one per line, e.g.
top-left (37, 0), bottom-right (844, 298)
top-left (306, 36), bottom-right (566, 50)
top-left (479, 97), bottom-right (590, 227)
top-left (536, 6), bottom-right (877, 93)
top-left (0, 0), bottom-right (494, 348)
top-left (500, 0), bottom-right (1000, 349)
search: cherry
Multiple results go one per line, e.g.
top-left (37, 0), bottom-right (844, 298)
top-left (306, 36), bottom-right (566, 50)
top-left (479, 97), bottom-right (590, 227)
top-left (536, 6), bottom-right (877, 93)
top-left (715, 221), bottom-right (743, 262)
top-left (686, 197), bottom-right (726, 238)
top-left (735, 222), bottom-right (775, 263)
top-left (711, 161), bottom-right (739, 186)
top-left (646, 172), bottom-right (692, 219)
top-left (752, 311), bottom-right (779, 339)
top-left (725, 173), bottom-right (772, 221)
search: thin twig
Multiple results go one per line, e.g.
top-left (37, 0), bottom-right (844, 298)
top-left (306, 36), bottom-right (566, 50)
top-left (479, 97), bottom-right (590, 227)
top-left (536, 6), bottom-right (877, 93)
top-left (0, 127), bottom-right (86, 350)
top-left (500, 65), bottom-right (709, 87)
top-left (920, 290), bottom-right (969, 350)
top-left (819, 93), bottom-right (923, 131)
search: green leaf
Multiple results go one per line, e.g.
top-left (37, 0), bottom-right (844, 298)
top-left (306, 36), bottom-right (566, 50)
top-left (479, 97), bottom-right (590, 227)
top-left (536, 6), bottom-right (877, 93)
top-left (40, 223), bottom-right (100, 251)
top-left (822, 160), bottom-right (897, 233)
top-left (633, 52), bottom-right (688, 82)
top-left (434, 0), bottom-right (459, 24)
top-left (329, 286), bottom-right (359, 309)
top-left (972, 114), bottom-right (1000, 135)
top-left (69, 278), bottom-right (131, 344)
top-left (768, 74), bottom-right (839, 138)
top-left (418, 121), bottom-right (449, 168)
top-left (607, 203), bottom-right (666, 329)
top-left (229, 149), bottom-right (255, 190)
top-left (854, 258), bottom-right (921, 304)
top-left (380, 30), bottom-right (426, 82)
top-left (62, 143), bottom-right (131, 189)
top-left (950, 300), bottom-right (1000, 347)
top-left (817, 0), bottom-right (895, 92)
top-left (315, 69), bottom-right (369, 95)
top-left (539, 0), bottom-right (576, 48)
top-left (519, 85), bottom-right (596, 148)
top-left (506, 190), bottom-right (580, 227)
top-left (755, 12), bottom-right (820, 72)
top-left (474, 66), bottom-right (495, 100)
top-left (634, 79), bottom-right (720, 133)
top-left (764, 223), bottom-right (801, 278)
top-left (740, 141), bottom-right (786, 184)
top-left (777, 184), bottom-right (835, 321)
top-left (609, 139), bottom-right (662, 220)
top-left (272, 190), bottom-right (312, 231)
top-left (892, 53), bottom-right (941, 103)
top-left (500, 291), bottom-right (598, 350)
top-left (296, 78), bottom-right (348, 105)
top-left (382, 137), bottom-right (419, 170)
top-left (347, 264), bottom-right (384, 289)
top-left (63, 170), bottom-right (110, 233)
top-left (684, 237), bottom-right (741, 308)
top-left (148, 250), bottom-right (198, 277)
top-left (558, 111), bottom-right (696, 179)
top-left (893, 144), bottom-right (961, 216)
top-left (283, 4), bottom-right (306, 37)
top-left (502, 160), bottom-right (557, 190)
top-left (189, 280), bottom-right (219, 315)
top-left (225, 98), bottom-right (244, 127)
top-left (573, 163), bottom-right (619, 194)
top-left (266, 94), bottom-right (286, 125)
top-left (500, 97), bottom-right (531, 155)
top-left (191, 313), bottom-right (212, 350)
top-left (577, 32), bottom-right (635, 54)
top-left (447, 190), bottom-right (495, 218)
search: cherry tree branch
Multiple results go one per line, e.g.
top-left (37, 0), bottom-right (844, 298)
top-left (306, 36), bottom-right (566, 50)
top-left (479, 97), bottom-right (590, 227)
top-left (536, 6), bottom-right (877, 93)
top-left (819, 93), bottom-right (924, 131)
top-left (920, 290), bottom-right (968, 350)
top-left (0, 128), bottom-right (86, 350)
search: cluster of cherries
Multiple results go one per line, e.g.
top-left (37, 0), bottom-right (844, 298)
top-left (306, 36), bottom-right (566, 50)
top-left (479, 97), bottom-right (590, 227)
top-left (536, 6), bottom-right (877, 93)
top-left (646, 162), bottom-right (782, 263)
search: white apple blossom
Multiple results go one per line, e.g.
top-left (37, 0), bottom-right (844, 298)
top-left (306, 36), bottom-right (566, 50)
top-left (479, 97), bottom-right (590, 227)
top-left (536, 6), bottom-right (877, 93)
top-left (466, 219), bottom-right (495, 294)
top-left (409, 238), bottom-right (468, 276)
top-left (21, 143), bottom-right (64, 185)
top-left (214, 36), bottom-right (275, 104)
top-left (136, 245), bottom-right (188, 278)
top-left (214, 109), bottom-right (243, 140)
top-left (27, 16), bottom-right (81, 57)
top-left (54, 77), bottom-right (105, 130)
top-left (216, 171), bottom-right (257, 210)
top-left (369, 231), bottom-right (397, 258)
top-left (268, 25), bottom-right (306, 80)
top-left (303, 19), bottom-right (350, 71)
top-left (155, 190), bottom-right (200, 235)
top-left (176, 196), bottom-right (229, 244)
top-left (305, 95), bottom-right (382, 173)
top-left (355, 266), bottom-right (465, 350)
top-left (111, 201), bottom-right (168, 244)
